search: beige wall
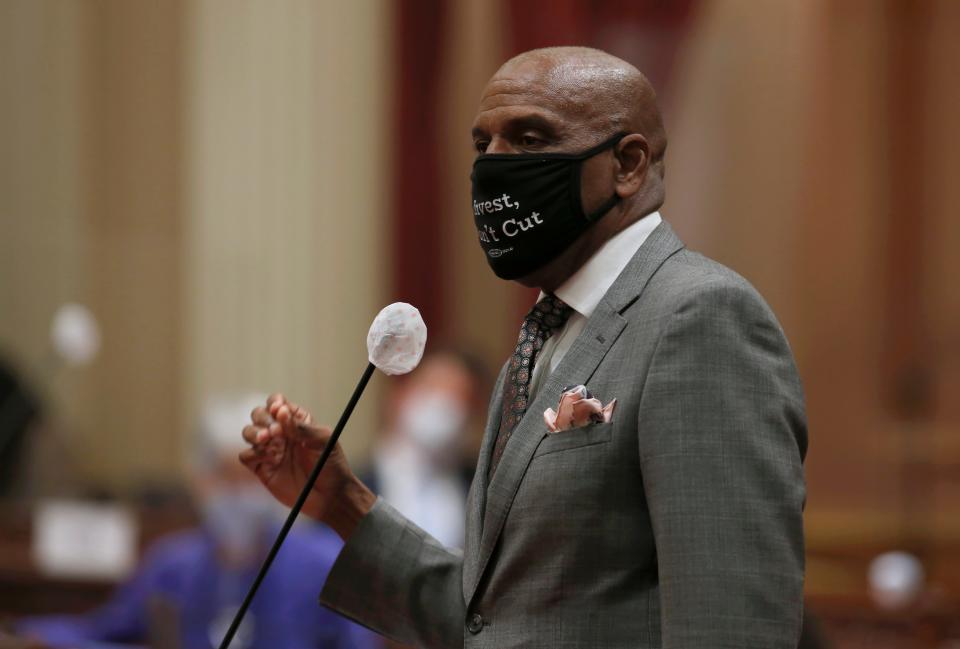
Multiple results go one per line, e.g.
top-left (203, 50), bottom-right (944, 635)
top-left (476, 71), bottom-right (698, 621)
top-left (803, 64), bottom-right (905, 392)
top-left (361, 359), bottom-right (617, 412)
top-left (0, 1), bottom-right (86, 371)
top-left (0, 0), bottom-right (185, 491)
top-left (183, 0), bottom-right (389, 468)
top-left (0, 0), bottom-right (388, 492)
top-left (81, 0), bottom-right (187, 491)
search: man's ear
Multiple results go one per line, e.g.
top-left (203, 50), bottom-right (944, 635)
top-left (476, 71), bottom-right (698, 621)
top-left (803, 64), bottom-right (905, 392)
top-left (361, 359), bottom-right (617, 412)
top-left (613, 134), bottom-right (649, 198)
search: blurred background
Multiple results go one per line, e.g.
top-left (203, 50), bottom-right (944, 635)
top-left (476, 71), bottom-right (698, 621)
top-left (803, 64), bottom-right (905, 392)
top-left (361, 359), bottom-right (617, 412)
top-left (1, 0), bottom-right (959, 647)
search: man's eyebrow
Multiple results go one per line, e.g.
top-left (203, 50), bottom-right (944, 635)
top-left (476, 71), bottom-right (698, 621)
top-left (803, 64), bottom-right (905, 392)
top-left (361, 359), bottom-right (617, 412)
top-left (505, 114), bottom-right (561, 136)
top-left (471, 113), bottom-right (562, 139)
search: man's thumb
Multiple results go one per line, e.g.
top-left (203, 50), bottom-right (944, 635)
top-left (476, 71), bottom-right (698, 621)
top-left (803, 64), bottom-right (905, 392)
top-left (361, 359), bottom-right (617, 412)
top-left (295, 422), bottom-right (330, 450)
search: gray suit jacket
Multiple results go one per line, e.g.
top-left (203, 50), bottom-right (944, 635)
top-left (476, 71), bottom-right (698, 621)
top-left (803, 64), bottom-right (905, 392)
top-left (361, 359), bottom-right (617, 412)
top-left (320, 221), bottom-right (807, 648)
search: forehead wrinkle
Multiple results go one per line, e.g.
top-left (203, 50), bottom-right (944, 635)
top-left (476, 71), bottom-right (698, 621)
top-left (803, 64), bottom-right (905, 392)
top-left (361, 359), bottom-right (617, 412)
top-left (490, 63), bottom-right (628, 136)
top-left (475, 76), bottom-right (569, 126)
top-left (471, 103), bottom-right (568, 139)
top-left (546, 64), bottom-right (630, 123)
top-left (479, 76), bottom-right (547, 106)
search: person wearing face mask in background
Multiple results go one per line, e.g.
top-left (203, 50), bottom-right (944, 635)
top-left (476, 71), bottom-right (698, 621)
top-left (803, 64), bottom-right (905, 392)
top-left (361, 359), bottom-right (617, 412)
top-left (12, 393), bottom-right (377, 649)
top-left (359, 350), bottom-right (490, 550)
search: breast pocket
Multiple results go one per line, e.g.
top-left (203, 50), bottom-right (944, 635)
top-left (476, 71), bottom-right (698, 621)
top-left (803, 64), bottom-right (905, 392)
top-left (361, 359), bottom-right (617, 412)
top-left (533, 421), bottom-right (613, 457)
top-left (515, 420), bottom-right (620, 542)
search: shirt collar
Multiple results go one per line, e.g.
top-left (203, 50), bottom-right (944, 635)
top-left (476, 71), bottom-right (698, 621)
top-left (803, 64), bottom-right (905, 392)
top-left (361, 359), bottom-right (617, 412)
top-left (540, 211), bottom-right (662, 318)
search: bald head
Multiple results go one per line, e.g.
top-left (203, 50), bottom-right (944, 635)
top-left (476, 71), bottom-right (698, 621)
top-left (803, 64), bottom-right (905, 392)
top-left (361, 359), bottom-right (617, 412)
top-left (482, 46), bottom-right (666, 176)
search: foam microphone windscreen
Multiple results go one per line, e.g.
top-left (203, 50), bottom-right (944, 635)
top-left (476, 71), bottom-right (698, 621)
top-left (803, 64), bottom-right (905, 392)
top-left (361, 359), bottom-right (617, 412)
top-left (366, 302), bottom-right (427, 375)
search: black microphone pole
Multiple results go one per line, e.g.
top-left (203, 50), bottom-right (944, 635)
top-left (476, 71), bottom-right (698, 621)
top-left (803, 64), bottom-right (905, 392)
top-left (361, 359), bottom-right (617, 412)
top-left (218, 361), bottom-right (376, 649)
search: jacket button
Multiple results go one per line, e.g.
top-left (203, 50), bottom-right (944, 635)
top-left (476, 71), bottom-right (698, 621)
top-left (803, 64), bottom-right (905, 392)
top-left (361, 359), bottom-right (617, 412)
top-left (466, 612), bottom-right (484, 634)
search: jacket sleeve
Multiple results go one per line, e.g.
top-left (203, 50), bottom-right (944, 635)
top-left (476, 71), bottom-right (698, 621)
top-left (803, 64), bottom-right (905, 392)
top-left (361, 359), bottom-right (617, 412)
top-left (319, 498), bottom-right (466, 649)
top-left (637, 279), bottom-right (807, 648)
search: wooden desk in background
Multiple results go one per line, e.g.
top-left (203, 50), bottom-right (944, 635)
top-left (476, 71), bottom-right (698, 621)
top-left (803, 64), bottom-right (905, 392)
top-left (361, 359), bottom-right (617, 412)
top-left (0, 503), bottom-right (195, 619)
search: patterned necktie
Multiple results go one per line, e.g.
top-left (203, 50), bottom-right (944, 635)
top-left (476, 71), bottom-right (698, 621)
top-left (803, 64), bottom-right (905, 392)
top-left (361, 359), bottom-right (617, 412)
top-left (488, 294), bottom-right (573, 479)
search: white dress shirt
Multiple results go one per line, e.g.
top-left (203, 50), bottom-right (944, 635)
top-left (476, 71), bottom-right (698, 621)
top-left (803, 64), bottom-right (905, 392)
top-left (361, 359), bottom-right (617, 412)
top-left (528, 211), bottom-right (662, 399)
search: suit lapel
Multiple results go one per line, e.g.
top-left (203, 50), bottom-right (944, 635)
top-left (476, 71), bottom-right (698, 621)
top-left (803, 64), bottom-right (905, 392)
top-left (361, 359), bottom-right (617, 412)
top-left (462, 360), bottom-right (508, 600)
top-left (601, 220), bottom-right (685, 313)
top-left (465, 220), bottom-right (685, 605)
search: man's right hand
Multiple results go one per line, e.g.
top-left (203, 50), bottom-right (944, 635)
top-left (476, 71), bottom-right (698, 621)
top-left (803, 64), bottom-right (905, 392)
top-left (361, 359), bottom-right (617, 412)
top-left (240, 393), bottom-right (375, 539)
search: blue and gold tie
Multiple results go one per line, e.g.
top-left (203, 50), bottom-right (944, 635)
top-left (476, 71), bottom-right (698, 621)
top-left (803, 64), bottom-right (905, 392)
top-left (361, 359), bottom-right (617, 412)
top-left (488, 294), bottom-right (573, 478)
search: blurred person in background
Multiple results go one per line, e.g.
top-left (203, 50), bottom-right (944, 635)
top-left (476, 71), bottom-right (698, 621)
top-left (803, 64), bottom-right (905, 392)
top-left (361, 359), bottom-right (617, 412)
top-left (0, 355), bottom-right (79, 502)
top-left (0, 356), bottom-right (44, 499)
top-left (10, 393), bottom-right (377, 649)
top-left (360, 349), bottom-right (490, 549)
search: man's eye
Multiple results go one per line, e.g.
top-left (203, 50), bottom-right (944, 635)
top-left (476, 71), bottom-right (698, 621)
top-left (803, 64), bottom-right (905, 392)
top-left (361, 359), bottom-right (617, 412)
top-left (520, 135), bottom-right (543, 147)
top-left (474, 140), bottom-right (489, 153)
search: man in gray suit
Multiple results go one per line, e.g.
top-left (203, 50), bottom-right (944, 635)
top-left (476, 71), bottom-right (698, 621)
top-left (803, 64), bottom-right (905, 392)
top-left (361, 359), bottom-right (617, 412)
top-left (241, 47), bottom-right (807, 648)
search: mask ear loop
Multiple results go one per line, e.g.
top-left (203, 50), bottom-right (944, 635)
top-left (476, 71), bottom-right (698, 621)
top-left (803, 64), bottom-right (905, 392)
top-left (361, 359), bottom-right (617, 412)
top-left (584, 192), bottom-right (622, 223)
top-left (576, 132), bottom-right (628, 223)
top-left (577, 131), bottom-right (628, 159)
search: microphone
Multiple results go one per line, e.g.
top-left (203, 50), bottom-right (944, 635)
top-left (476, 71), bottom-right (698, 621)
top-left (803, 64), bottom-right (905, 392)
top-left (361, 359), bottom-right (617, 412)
top-left (218, 303), bottom-right (427, 649)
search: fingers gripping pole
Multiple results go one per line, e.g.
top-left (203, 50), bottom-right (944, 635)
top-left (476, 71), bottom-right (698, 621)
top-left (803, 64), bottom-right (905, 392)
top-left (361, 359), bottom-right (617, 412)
top-left (219, 301), bottom-right (425, 648)
top-left (218, 361), bottom-right (377, 649)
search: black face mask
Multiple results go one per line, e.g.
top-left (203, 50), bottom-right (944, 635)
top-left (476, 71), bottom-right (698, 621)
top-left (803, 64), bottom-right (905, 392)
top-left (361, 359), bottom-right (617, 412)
top-left (470, 132), bottom-right (625, 280)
